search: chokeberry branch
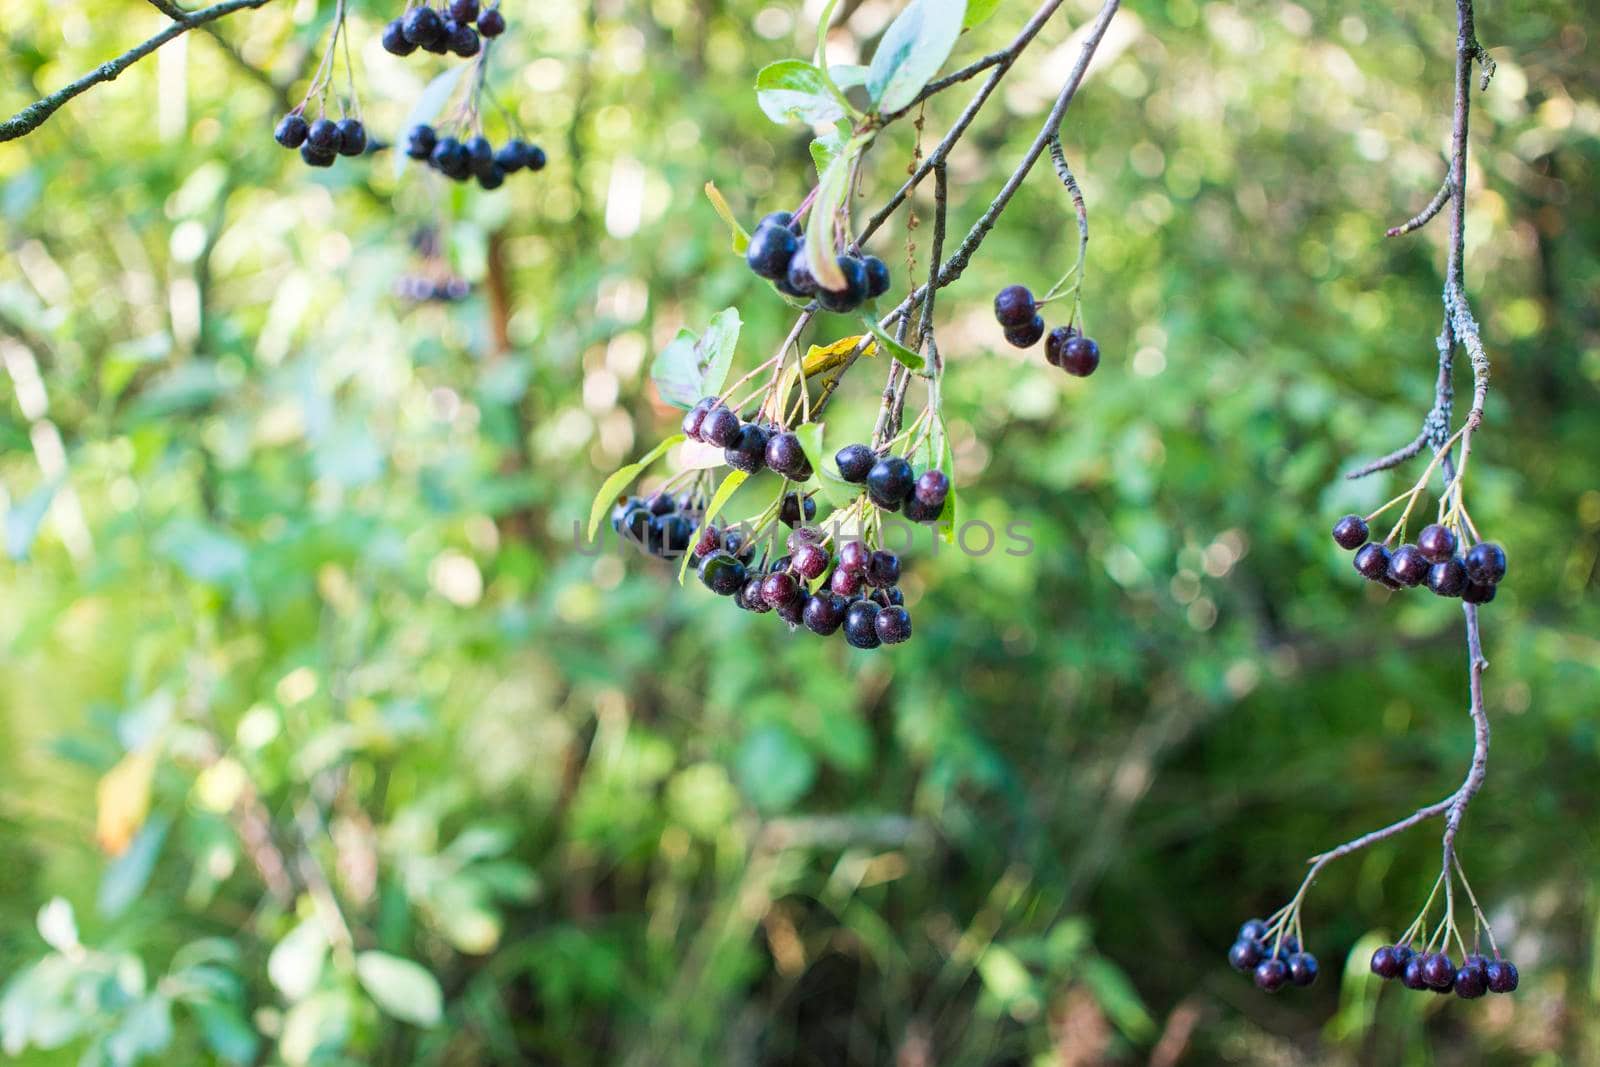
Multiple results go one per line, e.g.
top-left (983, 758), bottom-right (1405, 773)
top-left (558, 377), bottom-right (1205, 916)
top-left (0, 0), bottom-right (276, 143)
top-left (1385, 174), bottom-right (1453, 238)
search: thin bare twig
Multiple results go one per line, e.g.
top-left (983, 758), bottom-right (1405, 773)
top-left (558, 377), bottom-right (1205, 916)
top-left (1386, 174), bottom-right (1452, 238)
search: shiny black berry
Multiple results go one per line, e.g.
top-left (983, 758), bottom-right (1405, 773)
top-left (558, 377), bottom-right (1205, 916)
top-left (778, 492), bottom-right (816, 528)
top-left (866, 550), bottom-right (900, 588)
top-left (1003, 314), bottom-right (1045, 349)
top-left (829, 567), bottom-right (863, 597)
top-left (775, 590), bottom-right (809, 626)
top-left (647, 494), bottom-right (676, 516)
top-left (843, 600), bottom-right (881, 649)
top-left (1420, 952), bottom-right (1455, 990)
top-left (746, 222), bottom-right (798, 280)
top-left (862, 255), bottom-right (890, 299)
top-left (274, 113), bottom-right (308, 148)
top-left (682, 396), bottom-right (716, 440)
top-left (701, 406), bottom-right (741, 448)
top-left (838, 541), bottom-right (870, 574)
top-left (1287, 953), bottom-right (1318, 987)
top-left (1060, 335), bottom-right (1100, 377)
top-left (1370, 945), bottom-right (1403, 979)
top-left (1462, 580), bottom-right (1496, 604)
top-left (803, 592), bottom-right (848, 635)
top-left (306, 118), bottom-right (339, 151)
top-left (1485, 959), bottom-right (1518, 993)
top-left (382, 18), bottom-right (419, 54)
top-left (1254, 958), bottom-right (1289, 992)
top-left (1229, 939), bottom-right (1265, 972)
top-left (1332, 514), bottom-right (1369, 550)
top-left (494, 139), bottom-right (527, 172)
top-left (1400, 956), bottom-right (1428, 990)
top-left (785, 249), bottom-right (817, 296)
top-left (914, 470), bottom-right (949, 508)
top-left (476, 7), bottom-right (505, 35)
top-left (1428, 557), bottom-right (1467, 597)
top-left (431, 138), bottom-right (470, 180)
top-left (834, 443), bottom-right (875, 484)
top-left (524, 145), bottom-right (546, 172)
top-left (466, 136), bottom-right (495, 178)
top-left (866, 456), bottom-right (915, 510)
top-left (1388, 544), bottom-right (1429, 587)
top-left (405, 124), bottom-right (437, 159)
top-left (904, 496), bottom-right (941, 523)
top-left (1454, 960), bottom-right (1488, 999)
top-left (793, 542), bottom-right (829, 580)
top-left (448, 0), bottom-right (479, 21)
top-left (993, 285), bottom-right (1036, 328)
top-left (1238, 919), bottom-right (1269, 942)
top-left (760, 570), bottom-right (799, 610)
top-left (1044, 324), bottom-right (1075, 367)
top-left (402, 6), bottom-right (447, 46)
top-left (699, 552), bottom-right (746, 596)
top-left (765, 432), bottom-right (812, 481)
top-left (300, 143), bottom-right (336, 168)
top-left (448, 20), bottom-right (481, 56)
top-left (336, 118), bottom-right (366, 156)
top-left (875, 605), bottom-right (911, 644)
top-left (1465, 542), bottom-right (1506, 585)
top-left (738, 576), bottom-right (772, 613)
top-left (817, 256), bottom-right (868, 313)
top-left (1417, 523), bottom-right (1457, 563)
top-left (1353, 542), bottom-right (1390, 580)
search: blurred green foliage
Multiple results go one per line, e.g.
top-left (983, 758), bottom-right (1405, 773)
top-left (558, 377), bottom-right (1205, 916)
top-left (2, 0), bottom-right (1598, 1064)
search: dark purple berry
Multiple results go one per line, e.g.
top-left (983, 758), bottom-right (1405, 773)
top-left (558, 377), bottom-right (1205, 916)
top-left (873, 586), bottom-right (904, 607)
top-left (1370, 946), bottom-right (1402, 979)
top-left (866, 456), bottom-right (915, 510)
top-left (1485, 959), bottom-right (1518, 993)
top-left (335, 118), bottom-right (366, 156)
top-left (834, 444), bottom-right (875, 484)
top-left (448, 20), bottom-right (481, 56)
top-left (698, 552), bottom-right (746, 596)
top-left (1462, 580), bottom-right (1496, 605)
top-left (793, 542), bottom-right (829, 581)
top-left (765, 431), bottom-right (812, 480)
top-left (1044, 324), bottom-right (1075, 367)
top-left (785, 248), bottom-right (817, 296)
top-left (274, 113), bottom-right (308, 148)
top-left (993, 285), bottom-right (1036, 328)
top-left (875, 605), bottom-right (911, 644)
top-left (817, 256), bottom-right (868, 313)
top-left (431, 138), bottom-right (470, 180)
top-left (1287, 952), bottom-right (1318, 987)
top-left (382, 18), bottom-right (419, 54)
top-left (494, 139), bottom-right (528, 172)
top-left (1454, 961), bottom-right (1488, 999)
top-left (466, 135), bottom-right (495, 178)
top-left (1332, 514), bottom-right (1369, 550)
top-left (1421, 952), bottom-right (1455, 990)
top-left (402, 6), bottom-right (447, 46)
top-left (760, 571), bottom-right (798, 610)
top-left (746, 223), bottom-right (798, 280)
top-left (756, 210), bottom-right (795, 231)
top-left (914, 470), bottom-right (949, 508)
top-left (1254, 958), bottom-right (1289, 993)
top-left (904, 495), bottom-right (942, 523)
top-left (1417, 523), bottom-right (1457, 563)
top-left (447, 0), bottom-right (479, 22)
top-left (778, 492), bottom-right (815, 528)
top-left (866, 550), bottom-right (900, 589)
top-left (862, 255), bottom-right (890, 299)
top-left (830, 567), bottom-right (863, 597)
top-left (479, 164), bottom-right (507, 190)
top-left (306, 118), bottom-right (339, 151)
top-left (1400, 957), bottom-right (1429, 990)
top-left (843, 600), bottom-right (881, 649)
top-left (1388, 544), bottom-right (1429, 587)
top-left (692, 525), bottom-right (721, 559)
top-left (1060, 335), bottom-right (1101, 377)
top-left (1428, 557), bottom-right (1467, 597)
top-left (1238, 919), bottom-right (1270, 942)
top-left (647, 494), bottom-right (676, 516)
top-left (1465, 542), bottom-right (1506, 585)
top-left (1354, 542), bottom-right (1390, 580)
top-left (476, 6), bottom-right (505, 35)
top-left (300, 143), bottom-right (336, 168)
top-left (405, 124), bottom-right (437, 160)
top-left (738, 576), bottom-right (772, 613)
top-left (524, 145), bottom-right (546, 172)
top-left (682, 396), bottom-right (716, 441)
top-left (803, 592), bottom-right (848, 635)
top-left (775, 590), bottom-right (809, 626)
top-left (1229, 939), bottom-right (1265, 972)
top-left (1003, 314), bottom-right (1045, 349)
top-left (838, 541), bottom-right (870, 574)
top-left (701, 406), bottom-right (741, 448)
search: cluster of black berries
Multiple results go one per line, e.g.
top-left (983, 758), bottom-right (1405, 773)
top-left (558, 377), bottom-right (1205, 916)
top-left (992, 286), bottom-right (1101, 377)
top-left (680, 397), bottom-right (816, 480)
top-left (609, 492), bottom-right (701, 558)
top-left (744, 212), bottom-right (891, 312)
top-left (383, 0), bottom-right (504, 59)
top-left (273, 112), bottom-right (368, 168)
top-left (1227, 920), bottom-right (1319, 993)
top-left (833, 442), bottom-right (948, 523)
top-left (403, 125), bottom-right (544, 188)
top-left (1333, 516), bottom-right (1506, 605)
top-left (1369, 944), bottom-right (1519, 999)
top-left (695, 525), bottom-right (912, 648)
top-left (395, 275), bottom-right (470, 302)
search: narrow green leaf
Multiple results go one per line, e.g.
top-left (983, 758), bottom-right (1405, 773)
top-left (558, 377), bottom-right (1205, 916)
top-left (677, 469), bottom-right (749, 584)
top-left (355, 952), bottom-right (443, 1028)
top-left (806, 151), bottom-right (852, 292)
top-left (393, 66), bottom-right (467, 181)
top-left (98, 815), bottom-right (169, 919)
top-left (586, 434), bottom-right (686, 541)
top-left (190, 1000), bottom-right (259, 1065)
top-left (793, 422), bottom-right (825, 483)
top-left (1078, 956), bottom-right (1155, 1042)
top-left (938, 419), bottom-right (957, 544)
top-left (867, 0), bottom-right (968, 113)
top-left (963, 0), bottom-right (1002, 28)
top-left (860, 315), bottom-right (926, 374)
top-left (755, 60), bottom-right (848, 125)
top-left (814, 0), bottom-right (841, 68)
top-left (704, 182), bottom-right (751, 254)
top-left (829, 64), bottom-right (870, 90)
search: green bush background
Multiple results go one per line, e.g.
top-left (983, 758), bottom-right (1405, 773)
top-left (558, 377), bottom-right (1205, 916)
top-left (2, 0), bottom-right (1597, 1063)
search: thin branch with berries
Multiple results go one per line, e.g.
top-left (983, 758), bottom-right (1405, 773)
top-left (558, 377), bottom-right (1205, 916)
top-left (1233, 0), bottom-right (1518, 1001)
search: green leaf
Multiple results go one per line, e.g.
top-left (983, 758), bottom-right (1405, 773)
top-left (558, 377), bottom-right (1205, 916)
top-left (829, 64), bottom-right (870, 89)
top-left (155, 521), bottom-right (248, 585)
top-left (267, 921), bottom-right (327, 1003)
top-left (756, 60), bottom-right (848, 125)
top-left (937, 420), bottom-right (957, 544)
top-left (189, 1000), bottom-right (259, 1065)
top-left (867, 0), bottom-right (968, 114)
top-left (963, 0), bottom-right (1002, 28)
top-left (735, 726), bottom-right (816, 812)
top-left (810, 124), bottom-right (849, 176)
top-left (860, 315), bottom-right (926, 373)
top-left (676, 468), bottom-right (749, 584)
top-left (650, 307), bottom-right (742, 409)
top-left (354, 951), bottom-right (443, 1028)
top-left (814, 0), bottom-right (840, 68)
top-left (1078, 956), bottom-right (1155, 1042)
top-left (806, 150), bottom-right (853, 292)
top-left (394, 66), bottom-right (467, 180)
top-left (98, 815), bottom-right (169, 919)
top-left (586, 434), bottom-right (686, 541)
top-left (794, 422), bottom-right (825, 483)
top-left (703, 182), bottom-right (750, 254)
top-left (5, 480), bottom-right (58, 562)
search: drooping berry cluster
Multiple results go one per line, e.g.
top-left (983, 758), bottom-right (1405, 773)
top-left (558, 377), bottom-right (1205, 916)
top-left (1368, 944), bottom-right (1519, 999)
top-left (680, 395), bottom-right (812, 479)
top-left (609, 492), bottom-right (700, 559)
top-left (694, 524), bottom-right (913, 648)
top-left (383, 0), bottom-right (505, 59)
top-left (395, 274), bottom-right (470, 303)
top-left (992, 285), bottom-right (1101, 377)
top-left (744, 212), bottom-right (891, 313)
top-left (1333, 515), bottom-right (1506, 604)
top-left (833, 442), bottom-right (948, 523)
top-left (404, 124), bottom-right (544, 189)
top-left (273, 112), bottom-right (368, 168)
top-left (1226, 920), bottom-right (1320, 994)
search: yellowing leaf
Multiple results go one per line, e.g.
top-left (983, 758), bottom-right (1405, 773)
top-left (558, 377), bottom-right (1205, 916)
top-left (802, 334), bottom-right (875, 376)
top-left (97, 749), bottom-right (156, 855)
top-left (704, 182), bottom-right (750, 254)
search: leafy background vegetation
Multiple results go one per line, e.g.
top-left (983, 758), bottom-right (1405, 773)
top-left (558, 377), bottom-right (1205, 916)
top-left (1, 0), bottom-right (1597, 1063)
